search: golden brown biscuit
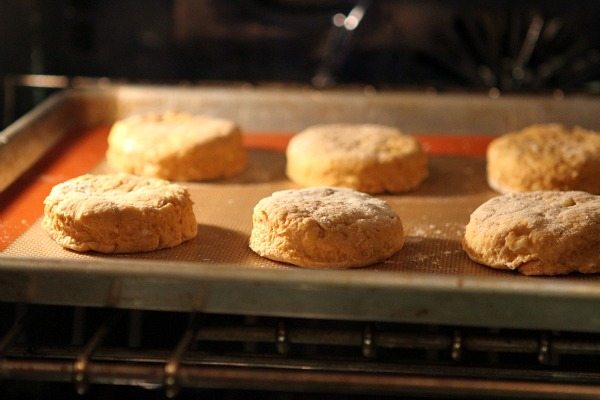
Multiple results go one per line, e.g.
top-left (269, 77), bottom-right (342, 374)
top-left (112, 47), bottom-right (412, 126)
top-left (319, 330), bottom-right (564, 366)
top-left (249, 187), bottom-right (405, 268)
top-left (462, 191), bottom-right (600, 276)
top-left (107, 112), bottom-right (247, 181)
top-left (43, 173), bottom-right (197, 253)
top-left (487, 124), bottom-right (600, 194)
top-left (286, 124), bottom-right (428, 194)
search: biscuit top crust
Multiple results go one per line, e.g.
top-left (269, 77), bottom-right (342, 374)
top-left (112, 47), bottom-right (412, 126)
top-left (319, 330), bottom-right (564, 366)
top-left (45, 173), bottom-right (191, 212)
top-left (109, 112), bottom-right (240, 155)
top-left (486, 124), bottom-right (600, 194)
top-left (288, 124), bottom-right (422, 161)
top-left (463, 191), bottom-right (600, 273)
top-left (468, 191), bottom-right (599, 231)
top-left (489, 124), bottom-right (600, 167)
top-left (257, 187), bottom-right (399, 227)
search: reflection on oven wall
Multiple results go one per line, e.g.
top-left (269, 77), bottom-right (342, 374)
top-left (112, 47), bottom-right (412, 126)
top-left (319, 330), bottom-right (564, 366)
top-left (1, 0), bottom-right (599, 125)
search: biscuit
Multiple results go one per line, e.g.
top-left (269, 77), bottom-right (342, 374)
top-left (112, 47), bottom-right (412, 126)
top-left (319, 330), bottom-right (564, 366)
top-left (462, 191), bottom-right (600, 276)
top-left (286, 124), bottom-right (428, 194)
top-left (487, 124), bottom-right (600, 194)
top-left (43, 173), bottom-right (198, 253)
top-left (249, 187), bottom-right (405, 268)
top-left (107, 112), bottom-right (247, 181)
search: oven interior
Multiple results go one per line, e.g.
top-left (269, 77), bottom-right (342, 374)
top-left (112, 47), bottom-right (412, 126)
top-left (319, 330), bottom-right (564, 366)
top-left (3, 301), bottom-right (600, 399)
top-left (1, 1), bottom-right (600, 399)
top-left (2, 0), bottom-right (600, 126)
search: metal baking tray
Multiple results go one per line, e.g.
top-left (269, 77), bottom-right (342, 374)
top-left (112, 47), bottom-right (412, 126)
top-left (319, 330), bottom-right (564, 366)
top-left (1, 84), bottom-right (600, 332)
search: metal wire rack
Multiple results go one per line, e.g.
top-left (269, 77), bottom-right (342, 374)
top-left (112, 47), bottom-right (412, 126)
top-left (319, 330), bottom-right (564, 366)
top-left (2, 302), bottom-right (600, 399)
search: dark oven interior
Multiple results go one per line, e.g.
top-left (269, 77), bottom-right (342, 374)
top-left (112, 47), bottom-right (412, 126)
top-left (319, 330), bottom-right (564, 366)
top-left (1, 1), bottom-right (600, 399)
top-left (2, 0), bottom-right (600, 126)
top-left (4, 301), bottom-right (600, 399)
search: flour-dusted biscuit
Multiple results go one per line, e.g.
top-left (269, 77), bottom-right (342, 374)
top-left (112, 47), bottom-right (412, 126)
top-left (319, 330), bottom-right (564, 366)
top-left (107, 112), bottom-right (247, 181)
top-left (286, 124), bottom-right (428, 194)
top-left (249, 187), bottom-right (405, 268)
top-left (43, 173), bottom-right (198, 253)
top-left (462, 191), bottom-right (600, 276)
top-left (487, 124), bottom-right (600, 194)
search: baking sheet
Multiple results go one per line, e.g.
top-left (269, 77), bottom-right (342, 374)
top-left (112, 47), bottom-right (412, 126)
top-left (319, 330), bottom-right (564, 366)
top-left (2, 85), bottom-right (600, 333)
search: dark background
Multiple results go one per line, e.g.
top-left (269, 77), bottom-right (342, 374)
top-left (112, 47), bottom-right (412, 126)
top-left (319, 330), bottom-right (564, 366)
top-left (1, 0), bottom-right (599, 98)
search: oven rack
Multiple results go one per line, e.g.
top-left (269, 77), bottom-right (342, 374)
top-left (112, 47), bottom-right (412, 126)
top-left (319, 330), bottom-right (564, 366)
top-left (2, 302), bottom-right (600, 399)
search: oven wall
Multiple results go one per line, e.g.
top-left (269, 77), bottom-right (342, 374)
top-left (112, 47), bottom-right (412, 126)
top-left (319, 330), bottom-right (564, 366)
top-left (1, 0), bottom-right (599, 126)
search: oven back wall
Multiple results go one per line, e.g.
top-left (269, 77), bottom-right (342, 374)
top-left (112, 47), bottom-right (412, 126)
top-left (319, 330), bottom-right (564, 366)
top-left (1, 1), bottom-right (599, 88)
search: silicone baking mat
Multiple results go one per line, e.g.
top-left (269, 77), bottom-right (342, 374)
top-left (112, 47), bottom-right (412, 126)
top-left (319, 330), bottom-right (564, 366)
top-left (1, 126), bottom-right (516, 277)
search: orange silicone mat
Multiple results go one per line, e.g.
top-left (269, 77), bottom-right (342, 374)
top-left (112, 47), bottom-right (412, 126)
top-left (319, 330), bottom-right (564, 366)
top-left (1, 127), bottom-right (522, 277)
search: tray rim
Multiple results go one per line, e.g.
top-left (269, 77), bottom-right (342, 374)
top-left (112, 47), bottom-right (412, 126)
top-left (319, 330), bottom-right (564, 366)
top-left (2, 256), bottom-right (600, 332)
